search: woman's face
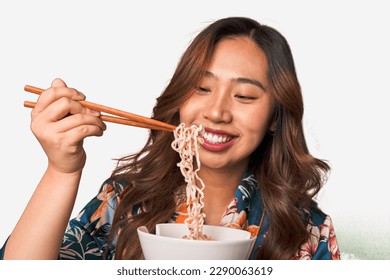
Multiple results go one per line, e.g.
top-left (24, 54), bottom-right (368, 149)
top-left (180, 37), bottom-right (275, 173)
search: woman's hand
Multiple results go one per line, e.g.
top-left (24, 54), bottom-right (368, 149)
top-left (3, 78), bottom-right (107, 259)
top-left (30, 78), bottom-right (106, 174)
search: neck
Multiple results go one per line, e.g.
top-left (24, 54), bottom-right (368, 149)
top-left (197, 165), bottom-right (246, 225)
top-left (199, 169), bottom-right (242, 196)
top-left (197, 159), bottom-right (247, 186)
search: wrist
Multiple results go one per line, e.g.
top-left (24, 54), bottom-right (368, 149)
top-left (45, 164), bottom-right (83, 183)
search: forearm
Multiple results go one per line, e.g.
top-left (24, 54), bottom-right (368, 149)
top-left (3, 166), bottom-right (82, 259)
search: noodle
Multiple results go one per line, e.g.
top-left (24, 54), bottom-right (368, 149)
top-left (171, 123), bottom-right (211, 240)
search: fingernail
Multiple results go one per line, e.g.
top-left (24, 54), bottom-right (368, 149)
top-left (78, 91), bottom-right (86, 98)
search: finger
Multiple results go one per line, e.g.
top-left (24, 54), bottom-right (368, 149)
top-left (51, 78), bottom-right (67, 88)
top-left (33, 83), bottom-right (86, 114)
top-left (55, 112), bottom-right (107, 133)
top-left (50, 78), bottom-right (85, 99)
top-left (31, 115), bottom-right (106, 150)
top-left (34, 97), bottom-right (92, 122)
top-left (61, 123), bottom-right (106, 144)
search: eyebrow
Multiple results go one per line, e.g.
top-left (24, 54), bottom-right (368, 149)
top-left (204, 71), bottom-right (266, 91)
top-left (233, 77), bottom-right (266, 91)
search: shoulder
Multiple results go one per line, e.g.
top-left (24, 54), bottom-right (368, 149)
top-left (91, 178), bottom-right (129, 222)
top-left (100, 178), bottom-right (128, 196)
top-left (71, 178), bottom-right (129, 232)
top-left (308, 205), bottom-right (339, 247)
top-left (308, 205), bottom-right (327, 227)
top-left (293, 205), bottom-right (341, 260)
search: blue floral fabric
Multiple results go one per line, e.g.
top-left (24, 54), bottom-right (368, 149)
top-left (0, 173), bottom-right (340, 260)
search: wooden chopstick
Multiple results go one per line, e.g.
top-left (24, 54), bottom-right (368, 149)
top-left (24, 85), bottom-right (176, 132)
top-left (23, 101), bottom-right (171, 131)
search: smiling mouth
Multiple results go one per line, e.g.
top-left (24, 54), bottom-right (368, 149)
top-left (202, 131), bottom-right (234, 144)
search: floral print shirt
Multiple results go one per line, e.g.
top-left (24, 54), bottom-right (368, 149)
top-left (0, 172), bottom-right (340, 260)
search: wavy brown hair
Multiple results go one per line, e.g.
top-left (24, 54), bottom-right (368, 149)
top-left (106, 17), bottom-right (330, 260)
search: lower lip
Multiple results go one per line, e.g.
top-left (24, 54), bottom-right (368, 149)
top-left (201, 138), bottom-right (236, 152)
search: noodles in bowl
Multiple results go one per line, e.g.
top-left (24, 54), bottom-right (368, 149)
top-left (137, 223), bottom-right (256, 260)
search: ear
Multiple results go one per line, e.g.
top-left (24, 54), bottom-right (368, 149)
top-left (268, 120), bottom-right (276, 134)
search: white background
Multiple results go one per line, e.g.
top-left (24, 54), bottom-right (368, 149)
top-left (0, 0), bottom-right (389, 259)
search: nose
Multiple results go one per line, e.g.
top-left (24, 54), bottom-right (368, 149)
top-left (202, 90), bottom-right (233, 123)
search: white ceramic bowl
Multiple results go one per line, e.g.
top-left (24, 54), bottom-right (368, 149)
top-left (137, 223), bottom-right (256, 260)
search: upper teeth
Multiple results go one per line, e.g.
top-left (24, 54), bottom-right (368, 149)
top-left (203, 132), bottom-right (232, 144)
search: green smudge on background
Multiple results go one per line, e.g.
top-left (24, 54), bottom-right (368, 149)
top-left (337, 225), bottom-right (390, 260)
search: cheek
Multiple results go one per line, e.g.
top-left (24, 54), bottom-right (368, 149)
top-left (179, 99), bottom-right (195, 125)
top-left (248, 124), bottom-right (268, 147)
top-left (179, 94), bottom-right (203, 124)
top-left (240, 111), bottom-right (272, 143)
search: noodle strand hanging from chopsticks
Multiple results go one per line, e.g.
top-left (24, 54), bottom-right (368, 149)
top-left (171, 123), bottom-right (210, 240)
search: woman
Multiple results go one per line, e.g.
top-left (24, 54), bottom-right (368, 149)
top-left (1, 17), bottom-right (340, 260)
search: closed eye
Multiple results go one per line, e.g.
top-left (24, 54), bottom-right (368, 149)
top-left (196, 86), bottom-right (211, 93)
top-left (235, 95), bottom-right (257, 101)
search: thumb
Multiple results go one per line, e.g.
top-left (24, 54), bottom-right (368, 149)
top-left (51, 78), bottom-right (67, 88)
